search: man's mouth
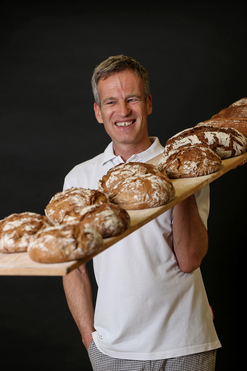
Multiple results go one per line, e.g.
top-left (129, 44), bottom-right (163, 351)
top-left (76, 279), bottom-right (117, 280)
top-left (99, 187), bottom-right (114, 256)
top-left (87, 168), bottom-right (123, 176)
top-left (115, 120), bottom-right (135, 127)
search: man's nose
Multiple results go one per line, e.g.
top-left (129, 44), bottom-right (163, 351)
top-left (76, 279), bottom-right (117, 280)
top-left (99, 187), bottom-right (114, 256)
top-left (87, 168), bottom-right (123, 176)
top-left (117, 101), bottom-right (131, 116)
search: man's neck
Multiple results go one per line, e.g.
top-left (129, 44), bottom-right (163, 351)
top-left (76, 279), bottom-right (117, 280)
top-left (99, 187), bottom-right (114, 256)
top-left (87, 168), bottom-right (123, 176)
top-left (113, 138), bottom-right (152, 162)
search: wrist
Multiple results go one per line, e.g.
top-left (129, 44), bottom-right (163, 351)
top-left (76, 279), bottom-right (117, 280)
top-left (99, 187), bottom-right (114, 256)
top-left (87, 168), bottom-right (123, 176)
top-left (82, 329), bottom-right (94, 350)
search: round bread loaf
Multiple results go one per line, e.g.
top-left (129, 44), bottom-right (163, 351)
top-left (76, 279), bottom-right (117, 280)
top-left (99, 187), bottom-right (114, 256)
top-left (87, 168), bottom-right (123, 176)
top-left (164, 126), bottom-right (247, 159)
top-left (158, 145), bottom-right (222, 178)
top-left (45, 187), bottom-right (108, 224)
top-left (211, 98), bottom-right (247, 120)
top-left (98, 162), bottom-right (175, 209)
top-left (61, 202), bottom-right (130, 238)
top-left (0, 212), bottom-right (51, 253)
top-left (195, 119), bottom-right (247, 139)
top-left (196, 98), bottom-right (247, 138)
top-left (28, 223), bottom-right (103, 263)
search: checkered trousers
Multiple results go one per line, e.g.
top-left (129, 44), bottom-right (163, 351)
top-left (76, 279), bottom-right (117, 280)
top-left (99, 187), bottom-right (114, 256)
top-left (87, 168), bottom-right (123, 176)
top-left (88, 340), bottom-right (216, 371)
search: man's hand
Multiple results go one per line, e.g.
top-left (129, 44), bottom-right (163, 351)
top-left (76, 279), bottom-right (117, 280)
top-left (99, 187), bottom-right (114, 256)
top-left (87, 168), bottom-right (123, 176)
top-left (63, 264), bottom-right (95, 350)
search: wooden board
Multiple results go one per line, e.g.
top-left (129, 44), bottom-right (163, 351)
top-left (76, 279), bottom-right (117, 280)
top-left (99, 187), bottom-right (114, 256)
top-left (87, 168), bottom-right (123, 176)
top-left (0, 151), bottom-right (246, 276)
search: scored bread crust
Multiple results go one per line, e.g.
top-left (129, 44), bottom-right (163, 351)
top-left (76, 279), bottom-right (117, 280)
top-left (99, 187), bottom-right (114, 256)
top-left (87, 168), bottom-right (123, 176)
top-left (28, 223), bottom-right (103, 263)
top-left (45, 187), bottom-right (108, 224)
top-left (164, 125), bottom-right (247, 159)
top-left (98, 162), bottom-right (175, 209)
top-left (195, 119), bottom-right (247, 139)
top-left (61, 202), bottom-right (130, 238)
top-left (195, 98), bottom-right (247, 138)
top-left (158, 144), bottom-right (222, 178)
top-left (0, 212), bottom-right (51, 253)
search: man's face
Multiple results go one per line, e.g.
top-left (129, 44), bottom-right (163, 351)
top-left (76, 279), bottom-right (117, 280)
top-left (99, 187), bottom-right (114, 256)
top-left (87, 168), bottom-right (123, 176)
top-left (94, 69), bottom-right (152, 151)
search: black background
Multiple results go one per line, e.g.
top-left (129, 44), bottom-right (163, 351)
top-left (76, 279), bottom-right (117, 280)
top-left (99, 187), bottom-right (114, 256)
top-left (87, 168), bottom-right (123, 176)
top-left (0, 1), bottom-right (246, 370)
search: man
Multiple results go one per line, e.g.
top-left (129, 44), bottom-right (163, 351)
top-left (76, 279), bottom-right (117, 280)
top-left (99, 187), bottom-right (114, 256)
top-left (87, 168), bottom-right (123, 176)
top-left (63, 55), bottom-right (221, 371)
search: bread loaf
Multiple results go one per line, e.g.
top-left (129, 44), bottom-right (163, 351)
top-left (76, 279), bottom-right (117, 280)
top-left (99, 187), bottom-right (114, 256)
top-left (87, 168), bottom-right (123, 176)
top-left (194, 98), bottom-right (247, 138)
top-left (63, 202), bottom-right (130, 238)
top-left (28, 223), bottom-right (103, 263)
top-left (212, 98), bottom-right (247, 120)
top-left (158, 144), bottom-right (222, 178)
top-left (0, 212), bottom-right (51, 253)
top-left (98, 162), bottom-right (175, 209)
top-left (164, 126), bottom-right (246, 159)
top-left (45, 187), bottom-right (108, 224)
top-left (195, 119), bottom-right (247, 138)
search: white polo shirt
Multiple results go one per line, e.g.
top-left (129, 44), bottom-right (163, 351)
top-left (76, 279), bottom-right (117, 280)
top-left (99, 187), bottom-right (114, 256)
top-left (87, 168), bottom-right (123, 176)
top-left (64, 137), bottom-right (221, 360)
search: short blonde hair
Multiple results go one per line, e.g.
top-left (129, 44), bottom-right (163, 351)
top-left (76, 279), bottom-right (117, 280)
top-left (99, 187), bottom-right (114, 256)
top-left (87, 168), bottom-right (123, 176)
top-left (91, 55), bottom-right (150, 106)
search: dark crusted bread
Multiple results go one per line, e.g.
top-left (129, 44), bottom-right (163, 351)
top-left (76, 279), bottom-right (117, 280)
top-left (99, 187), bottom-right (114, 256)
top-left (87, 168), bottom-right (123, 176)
top-left (45, 187), bottom-right (108, 224)
top-left (0, 212), bottom-right (51, 253)
top-left (28, 223), bottom-right (103, 263)
top-left (98, 162), bottom-right (175, 210)
top-left (195, 119), bottom-right (247, 138)
top-left (158, 144), bottom-right (222, 178)
top-left (211, 98), bottom-right (247, 120)
top-left (164, 126), bottom-right (246, 159)
top-left (201, 98), bottom-right (247, 138)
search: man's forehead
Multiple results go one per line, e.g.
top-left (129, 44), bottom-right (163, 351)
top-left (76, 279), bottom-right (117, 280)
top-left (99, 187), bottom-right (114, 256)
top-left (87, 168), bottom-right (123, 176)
top-left (98, 70), bottom-right (144, 96)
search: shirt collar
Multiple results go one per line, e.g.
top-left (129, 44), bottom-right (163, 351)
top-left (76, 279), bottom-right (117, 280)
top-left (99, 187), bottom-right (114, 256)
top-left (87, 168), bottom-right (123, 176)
top-left (102, 137), bottom-right (165, 167)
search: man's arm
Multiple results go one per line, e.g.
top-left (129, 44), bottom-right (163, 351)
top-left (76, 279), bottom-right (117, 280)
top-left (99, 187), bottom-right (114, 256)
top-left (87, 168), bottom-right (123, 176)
top-left (62, 263), bottom-right (95, 350)
top-left (172, 194), bottom-right (208, 273)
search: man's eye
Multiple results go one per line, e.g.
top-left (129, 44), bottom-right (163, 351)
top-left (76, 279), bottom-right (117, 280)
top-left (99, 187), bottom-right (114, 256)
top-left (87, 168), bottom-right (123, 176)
top-left (106, 101), bottom-right (115, 105)
top-left (128, 98), bottom-right (138, 103)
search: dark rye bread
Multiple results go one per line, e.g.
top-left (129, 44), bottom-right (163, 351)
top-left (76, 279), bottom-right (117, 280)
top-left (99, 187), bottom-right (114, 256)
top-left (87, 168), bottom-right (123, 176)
top-left (212, 98), bottom-right (247, 120)
top-left (98, 162), bottom-right (175, 210)
top-left (158, 144), bottom-right (222, 178)
top-left (164, 126), bottom-right (247, 159)
top-left (196, 98), bottom-right (247, 138)
top-left (195, 119), bottom-right (247, 138)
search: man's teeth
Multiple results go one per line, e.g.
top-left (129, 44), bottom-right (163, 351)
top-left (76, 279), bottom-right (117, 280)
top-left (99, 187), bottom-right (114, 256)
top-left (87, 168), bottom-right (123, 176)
top-left (115, 121), bottom-right (133, 127)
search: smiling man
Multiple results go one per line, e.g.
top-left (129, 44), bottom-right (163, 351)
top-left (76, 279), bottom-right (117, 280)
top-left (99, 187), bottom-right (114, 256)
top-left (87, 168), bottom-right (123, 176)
top-left (62, 55), bottom-right (221, 371)
top-left (93, 68), bottom-right (152, 161)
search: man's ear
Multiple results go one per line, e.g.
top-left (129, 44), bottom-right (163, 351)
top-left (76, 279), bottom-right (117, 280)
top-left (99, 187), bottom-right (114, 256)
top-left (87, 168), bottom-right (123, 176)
top-left (146, 94), bottom-right (152, 116)
top-left (94, 103), bottom-right (103, 124)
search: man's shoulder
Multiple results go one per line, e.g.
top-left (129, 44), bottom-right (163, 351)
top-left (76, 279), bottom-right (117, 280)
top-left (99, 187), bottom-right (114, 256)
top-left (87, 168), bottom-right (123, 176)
top-left (64, 152), bottom-right (105, 190)
top-left (71, 152), bottom-right (104, 172)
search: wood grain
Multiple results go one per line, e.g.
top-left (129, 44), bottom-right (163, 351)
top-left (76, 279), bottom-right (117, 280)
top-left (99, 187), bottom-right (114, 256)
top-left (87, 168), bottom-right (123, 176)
top-left (0, 151), bottom-right (246, 276)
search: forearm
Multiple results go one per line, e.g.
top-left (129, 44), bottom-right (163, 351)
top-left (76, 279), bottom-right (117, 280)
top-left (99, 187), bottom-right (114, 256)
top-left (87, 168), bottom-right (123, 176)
top-left (173, 194), bottom-right (208, 273)
top-left (62, 263), bottom-right (95, 350)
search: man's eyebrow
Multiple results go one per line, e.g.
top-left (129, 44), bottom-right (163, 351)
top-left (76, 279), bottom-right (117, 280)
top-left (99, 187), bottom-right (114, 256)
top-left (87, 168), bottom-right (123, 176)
top-left (102, 96), bottom-right (116, 104)
top-left (102, 94), bottom-right (142, 104)
top-left (126, 94), bottom-right (142, 99)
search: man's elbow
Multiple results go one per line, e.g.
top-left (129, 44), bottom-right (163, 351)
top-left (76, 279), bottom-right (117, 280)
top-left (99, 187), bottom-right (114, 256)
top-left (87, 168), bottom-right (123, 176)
top-left (178, 260), bottom-right (202, 273)
top-left (178, 251), bottom-right (207, 273)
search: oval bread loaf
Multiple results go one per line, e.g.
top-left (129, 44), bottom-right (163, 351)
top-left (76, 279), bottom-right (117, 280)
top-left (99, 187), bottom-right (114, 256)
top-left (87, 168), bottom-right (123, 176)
top-left (164, 126), bottom-right (247, 159)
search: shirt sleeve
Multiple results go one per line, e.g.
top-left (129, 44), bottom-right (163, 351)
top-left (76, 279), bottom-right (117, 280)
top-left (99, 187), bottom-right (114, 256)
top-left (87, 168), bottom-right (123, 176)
top-left (194, 185), bottom-right (210, 229)
top-left (171, 185), bottom-right (210, 229)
